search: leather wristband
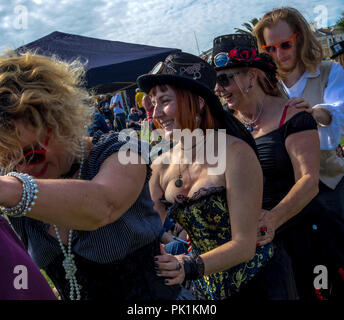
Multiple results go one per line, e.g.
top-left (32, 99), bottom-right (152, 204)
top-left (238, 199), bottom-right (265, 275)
top-left (183, 255), bottom-right (205, 280)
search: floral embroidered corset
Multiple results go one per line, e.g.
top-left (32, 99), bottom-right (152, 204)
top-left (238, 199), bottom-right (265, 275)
top-left (161, 186), bottom-right (274, 300)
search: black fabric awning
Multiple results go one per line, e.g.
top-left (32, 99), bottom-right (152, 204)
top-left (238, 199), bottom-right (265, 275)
top-left (17, 31), bottom-right (180, 93)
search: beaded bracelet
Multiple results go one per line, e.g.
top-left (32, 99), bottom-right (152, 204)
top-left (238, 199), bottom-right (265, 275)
top-left (0, 172), bottom-right (38, 217)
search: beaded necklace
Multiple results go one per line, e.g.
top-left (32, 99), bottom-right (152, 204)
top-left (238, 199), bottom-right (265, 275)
top-left (53, 140), bottom-right (84, 300)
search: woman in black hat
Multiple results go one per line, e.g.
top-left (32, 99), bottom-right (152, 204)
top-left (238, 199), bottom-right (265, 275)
top-left (137, 51), bottom-right (296, 300)
top-left (211, 34), bottom-right (335, 299)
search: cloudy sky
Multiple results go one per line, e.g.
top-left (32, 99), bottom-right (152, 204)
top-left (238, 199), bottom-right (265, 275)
top-left (0, 0), bottom-right (343, 55)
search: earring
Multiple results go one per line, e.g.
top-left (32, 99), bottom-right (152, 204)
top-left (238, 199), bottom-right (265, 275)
top-left (195, 115), bottom-right (201, 123)
top-left (244, 84), bottom-right (253, 93)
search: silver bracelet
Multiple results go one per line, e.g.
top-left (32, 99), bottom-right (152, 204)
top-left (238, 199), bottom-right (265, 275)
top-left (0, 173), bottom-right (38, 217)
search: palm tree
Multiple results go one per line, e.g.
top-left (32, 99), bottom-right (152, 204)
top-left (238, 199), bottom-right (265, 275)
top-left (234, 18), bottom-right (259, 35)
top-left (336, 11), bottom-right (344, 32)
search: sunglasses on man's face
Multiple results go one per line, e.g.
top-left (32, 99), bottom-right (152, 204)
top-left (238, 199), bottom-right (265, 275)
top-left (19, 132), bottom-right (51, 166)
top-left (262, 32), bottom-right (298, 54)
top-left (216, 72), bottom-right (242, 88)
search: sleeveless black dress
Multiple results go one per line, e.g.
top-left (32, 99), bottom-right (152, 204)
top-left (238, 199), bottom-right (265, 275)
top-left (256, 111), bottom-right (344, 300)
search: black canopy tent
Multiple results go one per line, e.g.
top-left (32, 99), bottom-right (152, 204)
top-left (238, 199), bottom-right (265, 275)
top-left (16, 31), bottom-right (181, 94)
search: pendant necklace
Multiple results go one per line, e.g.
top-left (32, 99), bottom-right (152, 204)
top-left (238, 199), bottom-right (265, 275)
top-left (239, 98), bottom-right (265, 133)
top-left (175, 137), bottom-right (204, 188)
top-left (175, 163), bottom-right (183, 188)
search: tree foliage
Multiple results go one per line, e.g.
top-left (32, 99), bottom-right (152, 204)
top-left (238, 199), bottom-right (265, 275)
top-left (234, 18), bottom-right (260, 35)
top-left (337, 11), bottom-right (344, 32)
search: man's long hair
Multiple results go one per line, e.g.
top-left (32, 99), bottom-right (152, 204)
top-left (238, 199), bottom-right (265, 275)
top-left (253, 7), bottom-right (323, 75)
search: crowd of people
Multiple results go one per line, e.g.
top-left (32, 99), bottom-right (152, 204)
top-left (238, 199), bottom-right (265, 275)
top-left (0, 6), bottom-right (343, 301)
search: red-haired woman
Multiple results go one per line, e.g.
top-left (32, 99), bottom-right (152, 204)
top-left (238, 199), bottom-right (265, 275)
top-left (137, 52), bottom-right (297, 300)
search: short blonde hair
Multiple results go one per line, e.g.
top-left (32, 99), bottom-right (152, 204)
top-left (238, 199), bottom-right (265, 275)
top-left (253, 7), bottom-right (323, 74)
top-left (0, 50), bottom-right (92, 173)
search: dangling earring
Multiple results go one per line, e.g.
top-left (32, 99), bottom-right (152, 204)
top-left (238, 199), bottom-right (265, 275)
top-left (195, 115), bottom-right (201, 123)
top-left (244, 84), bottom-right (253, 93)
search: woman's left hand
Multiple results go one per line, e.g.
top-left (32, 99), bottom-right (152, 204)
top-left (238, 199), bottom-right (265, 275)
top-left (154, 244), bottom-right (185, 285)
top-left (256, 209), bottom-right (276, 246)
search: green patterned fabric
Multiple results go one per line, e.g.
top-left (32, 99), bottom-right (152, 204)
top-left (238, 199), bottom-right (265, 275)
top-left (164, 186), bottom-right (274, 300)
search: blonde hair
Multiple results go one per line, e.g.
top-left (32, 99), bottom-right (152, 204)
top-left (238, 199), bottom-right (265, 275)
top-left (251, 68), bottom-right (282, 97)
top-left (0, 50), bottom-right (92, 173)
top-left (253, 7), bottom-right (323, 74)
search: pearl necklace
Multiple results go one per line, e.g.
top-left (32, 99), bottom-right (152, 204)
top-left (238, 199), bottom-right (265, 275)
top-left (53, 140), bottom-right (84, 300)
top-left (239, 99), bottom-right (264, 133)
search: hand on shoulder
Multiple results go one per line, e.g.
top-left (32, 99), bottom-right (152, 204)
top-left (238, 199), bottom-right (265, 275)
top-left (286, 97), bottom-right (312, 114)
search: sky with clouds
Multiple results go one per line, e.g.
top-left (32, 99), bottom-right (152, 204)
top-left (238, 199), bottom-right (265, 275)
top-left (0, 0), bottom-right (343, 55)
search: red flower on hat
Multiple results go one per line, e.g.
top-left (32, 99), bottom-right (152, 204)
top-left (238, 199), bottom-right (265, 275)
top-left (229, 48), bottom-right (258, 62)
top-left (229, 49), bottom-right (238, 58)
top-left (240, 50), bottom-right (250, 59)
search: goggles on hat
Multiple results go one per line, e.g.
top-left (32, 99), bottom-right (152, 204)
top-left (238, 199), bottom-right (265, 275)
top-left (150, 61), bottom-right (164, 74)
top-left (262, 32), bottom-right (298, 54)
top-left (213, 52), bottom-right (234, 68)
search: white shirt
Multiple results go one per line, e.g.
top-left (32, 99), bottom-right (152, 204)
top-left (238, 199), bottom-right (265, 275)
top-left (110, 93), bottom-right (126, 115)
top-left (281, 62), bottom-right (344, 150)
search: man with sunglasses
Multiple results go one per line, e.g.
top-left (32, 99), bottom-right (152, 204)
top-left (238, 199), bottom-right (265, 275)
top-left (254, 7), bottom-right (344, 128)
top-left (254, 7), bottom-right (344, 300)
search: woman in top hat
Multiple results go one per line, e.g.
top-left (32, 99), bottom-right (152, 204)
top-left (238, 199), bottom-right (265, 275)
top-left (137, 51), bottom-right (297, 300)
top-left (0, 50), bottom-right (191, 300)
top-left (212, 34), bottom-right (344, 299)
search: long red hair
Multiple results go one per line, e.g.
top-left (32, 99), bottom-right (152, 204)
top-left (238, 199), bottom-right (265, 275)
top-left (149, 84), bottom-right (217, 133)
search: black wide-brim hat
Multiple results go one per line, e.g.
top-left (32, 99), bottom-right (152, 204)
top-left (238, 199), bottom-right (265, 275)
top-left (137, 51), bottom-right (258, 155)
top-left (211, 34), bottom-right (278, 84)
top-left (137, 52), bottom-right (220, 110)
top-left (330, 41), bottom-right (344, 59)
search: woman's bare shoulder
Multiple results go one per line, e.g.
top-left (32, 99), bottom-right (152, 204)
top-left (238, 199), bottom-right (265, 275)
top-left (224, 134), bottom-right (253, 153)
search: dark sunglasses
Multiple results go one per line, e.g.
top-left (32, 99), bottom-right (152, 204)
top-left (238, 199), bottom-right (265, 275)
top-left (19, 131), bottom-right (51, 166)
top-left (262, 32), bottom-right (298, 54)
top-left (216, 72), bottom-right (241, 87)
